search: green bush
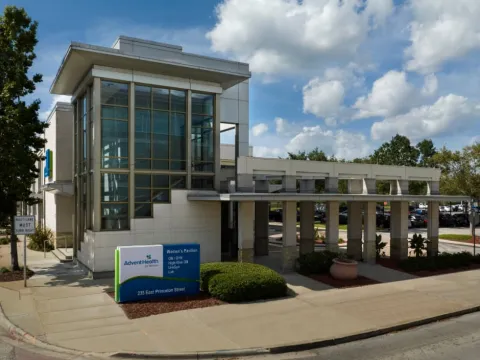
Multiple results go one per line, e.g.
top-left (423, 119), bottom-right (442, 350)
top-left (296, 250), bottom-right (339, 275)
top-left (200, 262), bottom-right (287, 302)
top-left (0, 236), bottom-right (19, 245)
top-left (27, 226), bottom-right (54, 251)
top-left (399, 251), bottom-right (475, 272)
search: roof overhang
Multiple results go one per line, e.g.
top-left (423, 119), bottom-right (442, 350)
top-left (51, 43), bottom-right (251, 95)
top-left (188, 192), bottom-right (471, 203)
top-left (42, 181), bottom-right (74, 197)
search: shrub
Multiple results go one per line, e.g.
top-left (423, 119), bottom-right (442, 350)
top-left (296, 250), bottom-right (339, 275)
top-left (409, 233), bottom-right (428, 258)
top-left (0, 267), bottom-right (10, 274)
top-left (399, 251), bottom-right (475, 272)
top-left (0, 235), bottom-right (20, 245)
top-left (376, 234), bottom-right (387, 259)
top-left (27, 226), bottom-right (54, 251)
top-left (200, 262), bottom-right (287, 302)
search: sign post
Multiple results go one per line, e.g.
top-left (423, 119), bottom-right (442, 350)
top-left (14, 216), bottom-right (35, 287)
top-left (115, 243), bottom-right (200, 303)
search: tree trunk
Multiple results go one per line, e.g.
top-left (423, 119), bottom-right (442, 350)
top-left (10, 206), bottom-right (19, 271)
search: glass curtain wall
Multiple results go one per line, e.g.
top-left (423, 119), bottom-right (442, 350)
top-left (100, 81), bottom-right (129, 230)
top-left (191, 93), bottom-right (214, 189)
top-left (133, 85), bottom-right (187, 218)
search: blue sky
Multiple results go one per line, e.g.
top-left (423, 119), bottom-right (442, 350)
top-left (4, 0), bottom-right (480, 159)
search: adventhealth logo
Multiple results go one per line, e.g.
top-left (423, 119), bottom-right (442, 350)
top-left (124, 254), bottom-right (159, 266)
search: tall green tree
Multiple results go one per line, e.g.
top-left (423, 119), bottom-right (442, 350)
top-left (0, 6), bottom-right (46, 270)
top-left (432, 143), bottom-right (480, 203)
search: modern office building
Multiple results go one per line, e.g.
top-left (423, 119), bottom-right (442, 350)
top-left (46, 36), bottom-right (469, 277)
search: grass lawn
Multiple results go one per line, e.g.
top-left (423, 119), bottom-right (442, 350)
top-left (439, 234), bottom-right (473, 242)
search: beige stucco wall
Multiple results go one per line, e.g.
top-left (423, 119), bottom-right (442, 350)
top-left (77, 190), bottom-right (221, 273)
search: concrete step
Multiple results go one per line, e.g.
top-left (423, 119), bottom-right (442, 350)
top-left (51, 249), bottom-right (73, 263)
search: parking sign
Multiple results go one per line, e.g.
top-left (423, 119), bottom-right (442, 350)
top-left (14, 216), bottom-right (35, 235)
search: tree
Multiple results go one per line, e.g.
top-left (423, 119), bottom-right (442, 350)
top-left (370, 134), bottom-right (420, 167)
top-left (416, 139), bottom-right (437, 167)
top-left (432, 143), bottom-right (480, 203)
top-left (0, 6), bottom-right (46, 270)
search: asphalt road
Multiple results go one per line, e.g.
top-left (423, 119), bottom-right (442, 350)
top-left (246, 312), bottom-right (480, 360)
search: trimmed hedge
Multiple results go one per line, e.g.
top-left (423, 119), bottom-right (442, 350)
top-left (295, 251), bottom-right (339, 275)
top-left (200, 262), bottom-right (287, 302)
top-left (399, 251), bottom-right (480, 272)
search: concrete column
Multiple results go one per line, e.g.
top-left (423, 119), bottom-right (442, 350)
top-left (325, 177), bottom-right (338, 193)
top-left (390, 201), bottom-right (409, 260)
top-left (214, 94), bottom-right (221, 191)
top-left (92, 78), bottom-right (101, 232)
top-left (427, 181), bottom-right (440, 195)
top-left (390, 180), bottom-right (409, 195)
top-left (281, 175), bottom-right (297, 193)
top-left (347, 202), bottom-right (363, 260)
top-left (347, 179), bottom-right (363, 195)
top-left (299, 179), bottom-right (315, 255)
top-left (186, 90), bottom-right (192, 189)
top-left (282, 201), bottom-right (298, 272)
top-left (363, 178), bottom-right (376, 194)
top-left (363, 201), bottom-right (376, 263)
top-left (254, 179), bottom-right (269, 256)
top-left (238, 201), bottom-right (255, 262)
top-left (427, 201), bottom-right (439, 256)
top-left (325, 201), bottom-right (339, 252)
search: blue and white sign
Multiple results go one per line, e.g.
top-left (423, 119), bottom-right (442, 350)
top-left (114, 243), bottom-right (200, 303)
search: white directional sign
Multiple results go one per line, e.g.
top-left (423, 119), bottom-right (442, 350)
top-left (14, 216), bottom-right (35, 235)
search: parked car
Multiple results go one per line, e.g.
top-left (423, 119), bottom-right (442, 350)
top-left (409, 214), bottom-right (427, 228)
top-left (339, 210), bottom-right (348, 225)
top-left (315, 210), bottom-right (326, 223)
top-left (269, 209), bottom-right (283, 222)
top-left (453, 213), bottom-right (469, 227)
top-left (439, 213), bottom-right (455, 227)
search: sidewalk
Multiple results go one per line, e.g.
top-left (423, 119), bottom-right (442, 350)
top-left (0, 256), bottom-right (479, 357)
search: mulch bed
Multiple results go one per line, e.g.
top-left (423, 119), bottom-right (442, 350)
top-left (0, 269), bottom-right (34, 282)
top-left (377, 257), bottom-right (480, 277)
top-left (309, 274), bottom-right (380, 288)
top-left (107, 292), bottom-right (224, 319)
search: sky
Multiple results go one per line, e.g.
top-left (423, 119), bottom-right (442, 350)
top-left (3, 0), bottom-right (480, 160)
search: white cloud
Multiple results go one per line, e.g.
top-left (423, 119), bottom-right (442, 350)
top-left (275, 117), bottom-right (290, 134)
top-left (303, 79), bottom-right (345, 121)
top-left (250, 118), bottom-right (371, 160)
top-left (285, 125), bottom-right (371, 160)
top-left (371, 94), bottom-right (480, 141)
top-left (207, 0), bottom-right (394, 75)
top-left (421, 74), bottom-right (438, 96)
top-left (406, 0), bottom-right (480, 73)
top-left (353, 70), bottom-right (416, 119)
top-left (253, 146), bottom-right (285, 158)
top-left (251, 123), bottom-right (269, 137)
top-left (40, 95), bottom-right (72, 121)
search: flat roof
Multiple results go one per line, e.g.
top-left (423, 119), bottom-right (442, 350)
top-left (188, 193), bottom-right (471, 203)
top-left (51, 41), bottom-right (251, 95)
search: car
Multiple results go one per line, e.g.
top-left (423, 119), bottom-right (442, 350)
top-left (409, 214), bottom-right (427, 228)
top-left (453, 213), bottom-right (469, 227)
top-left (439, 213), bottom-right (455, 227)
top-left (269, 209), bottom-right (283, 222)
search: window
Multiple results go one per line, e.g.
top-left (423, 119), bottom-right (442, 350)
top-left (134, 174), bottom-right (186, 217)
top-left (101, 173), bottom-right (129, 230)
top-left (89, 85), bottom-right (94, 171)
top-left (82, 96), bottom-right (87, 171)
top-left (191, 93), bottom-right (214, 172)
top-left (192, 176), bottom-right (214, 190)
top-left (101, 81), bottom-right (129, 169)
top-left (134, 86), bottom-right (186, 171)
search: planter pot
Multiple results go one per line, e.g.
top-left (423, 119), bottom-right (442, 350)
top-left (330, 258), bottom-right (358, 280)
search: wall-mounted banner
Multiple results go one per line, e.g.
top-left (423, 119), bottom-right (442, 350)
top-left (114, 243), bottom-right (200, 303)
top-left (44, 149), bottom-right (53, 178)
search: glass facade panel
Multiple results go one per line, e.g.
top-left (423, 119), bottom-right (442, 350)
top-left (134, 86), bottom-right (186, 171)
top-left (135, 85), bottom-right (151, 108)
top-left (192, 176), bottom-right (214, 189)
top-left (101, 173), bottom-right (129, 230)
top-left (171, 176), bottom-right (186, 189)
top-left (134, 174), bottom-right (171, 218)
top-left (191, 93), bottom-right (214, 115)
top-left (101, 81), bottom-right (129, 169)
top-left (101, 81), bottom-right (128, 106)
top-left (191, 93), bottom-right (215, 173)
top-left (152, 88), bottom-right (169, 110)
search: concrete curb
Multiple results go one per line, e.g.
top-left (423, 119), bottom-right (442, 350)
top-left (0, 304), bottom-right (112, 359)
top-left (439, 239), bottom-right (478, 248)
top-left (0, 301), bottom-right (479, 359)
